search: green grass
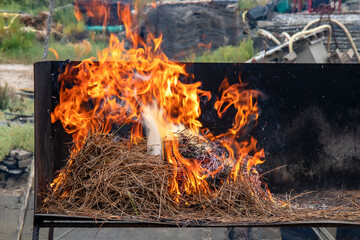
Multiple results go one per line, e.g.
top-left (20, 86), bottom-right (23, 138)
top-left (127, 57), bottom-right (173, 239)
top-left (0, 84), bottom-right (34, 159)
top-left (0, 36), bottom-right (110, 64)
top-left (0, 0), bottom-right (73, 15)
top-left (0, 12), bottom-right (109, 63)
top-left (0, 85), bottom-right (33, 116)
top-left (0, 84), bottom-right (11, 110)
top-left (0, 123), bottom-right (34, 160)
top-left (0, 16), bottom-right (37, 51)
top-left (53, 5), bottom-right (87, 38)
top-left (238, 0), bottom-right (269, 10)
top-left (47, 38), bottom-right (109, 61)
top-left (0, 2), bottom-right (108, 64)
top-left (0, 3), bottom-right (47, 16)
top-left (0, 42), bottom-right (43, 64)
top-left (238, 0), bottom-right (258, 10)
top-left (0, 14), bottom-right (42, 63)
top-left (53, 3), bottom-right (78, 26)
top-left (7, 97), bottom-right (34, 116)
top-left (189, 38), bottom-right (255, 63)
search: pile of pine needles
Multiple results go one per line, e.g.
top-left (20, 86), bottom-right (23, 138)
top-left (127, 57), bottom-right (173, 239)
top-left (41, 133), bottom-right (360, 224)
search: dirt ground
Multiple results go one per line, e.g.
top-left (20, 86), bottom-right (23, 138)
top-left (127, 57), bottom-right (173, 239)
top-left (0, 64), bottom-right (33, 91)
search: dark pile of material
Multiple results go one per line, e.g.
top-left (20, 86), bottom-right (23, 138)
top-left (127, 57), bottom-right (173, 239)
top-left (143, 2), bottom-right (247, 59)
top-left (0, 149), bottom-right (32, 189)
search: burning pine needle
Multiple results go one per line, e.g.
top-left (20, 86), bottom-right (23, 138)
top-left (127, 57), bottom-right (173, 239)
top-left (42, 132), bottom-right (282, 223)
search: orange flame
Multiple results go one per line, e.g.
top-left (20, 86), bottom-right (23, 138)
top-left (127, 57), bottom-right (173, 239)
top-left (50, 2), bottom-right (271, 202)
top-left (214, 78), bottom-right (262, 140)
top-left (76, 0), bottom-right (109, 27)
top-left (74, 1), bottom-right (83, 21)
top-left (151, 1), bottom-right (157, 8)
top-left (49, 48), bottom-right (59, 60)
top-left (197, 42), bottom-right (212, 50)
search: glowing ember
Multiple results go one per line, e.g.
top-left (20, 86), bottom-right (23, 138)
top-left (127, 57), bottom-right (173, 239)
top-left (50, 1), bottom-right (272, 203)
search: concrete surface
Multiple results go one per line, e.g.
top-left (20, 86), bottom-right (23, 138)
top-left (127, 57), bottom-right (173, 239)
top-left (0, 64), bottom-right (33, 91)
top-left (0, 186), bottom-right (280, 240)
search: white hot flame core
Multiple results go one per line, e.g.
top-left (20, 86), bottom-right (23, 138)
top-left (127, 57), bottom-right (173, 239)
top-left (142, 104), bottom-right (184, 156)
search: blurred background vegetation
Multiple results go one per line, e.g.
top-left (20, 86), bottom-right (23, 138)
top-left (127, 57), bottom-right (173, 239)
top-left (0, 0), bottom-right (109, 63)
top-left (0, 0), bottom-right (257, 64)
top-left (191, 38), bottom-right (254, 63)
top-left (0, 84), bottom-right (34, 159)
top-left (0, 0), bottom-right (49, 15)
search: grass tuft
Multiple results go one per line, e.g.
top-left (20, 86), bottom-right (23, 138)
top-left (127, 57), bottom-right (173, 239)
top-left (0, 85), bottom-right (34, 159)
top-left (0, 123), bottom-right (34, 160)
top-left (189, 38), bottom-right (255, 63)
top-left (0, 84), bottom-right (11, 110)
top-left (0, 85), bottom-right (33, 115)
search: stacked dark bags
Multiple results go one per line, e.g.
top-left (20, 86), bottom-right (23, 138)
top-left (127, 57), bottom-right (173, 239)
top-left (142, 1), bottom-right (245, 59)
top-left (0, 150), bottom-right (31, 183)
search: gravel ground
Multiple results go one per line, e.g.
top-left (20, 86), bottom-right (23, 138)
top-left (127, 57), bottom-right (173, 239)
top-left (0, 64), bottom-right (33, 91)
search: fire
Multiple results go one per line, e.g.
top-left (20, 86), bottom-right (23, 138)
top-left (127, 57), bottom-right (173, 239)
top-left (75, 0), bottom-right (109, 27)
top-left (214, 78), bottom-right (262, 140)
top-left (197, 42), bottom-right (212, 50)
top-left (74, 1), bottom-right (83, 21)
top-left (48, 48), bottom-right (59, 60)
top-left (50, 1), bottom-right (272, 203)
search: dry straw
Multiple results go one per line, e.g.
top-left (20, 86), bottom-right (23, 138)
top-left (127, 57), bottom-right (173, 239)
top-left (41, 133), bottom-right (360, 224)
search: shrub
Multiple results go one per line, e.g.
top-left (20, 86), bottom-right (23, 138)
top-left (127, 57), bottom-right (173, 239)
top-left (0, 0), bottom-right (49, 15)
top-left (8, 97), bottom-right (34, 116)
top-left (63, 21), bottom-right (85, 36)
top-left (0, 123), bottom-right (34, 159)
top-left (0, 84), bottom-right (33, 115)
top-left (53, 4), bottom-right (78, 26)
top-left (0, 84), bottom-right (10, 110)
top-left (0, 16), bottom-right (36, 53)
top-left (54, 5), bottom-right (86, 38)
